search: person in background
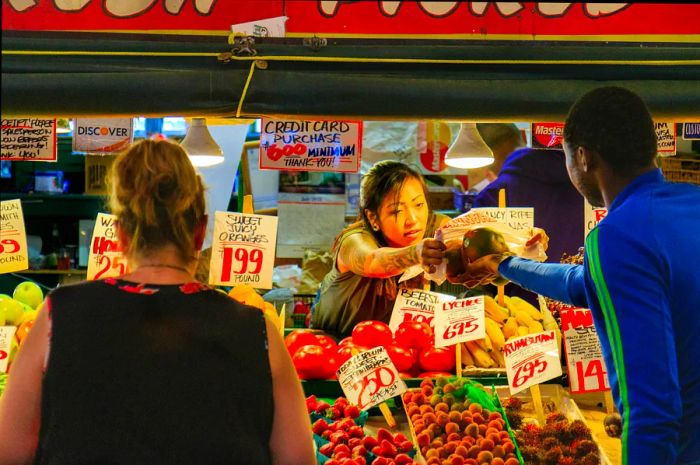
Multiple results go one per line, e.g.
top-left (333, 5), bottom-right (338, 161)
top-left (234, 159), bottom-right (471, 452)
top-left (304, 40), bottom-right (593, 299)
top-left (312, 160), bottom-right (449, 338)
top-left (0, 139), bottom-right (314, 465)
top-left (472, 144), bottom-right (585, 265)
top-left (466, 123), bottom-right (524, 192)
top-left (451, 87), bottom-right (700, 465)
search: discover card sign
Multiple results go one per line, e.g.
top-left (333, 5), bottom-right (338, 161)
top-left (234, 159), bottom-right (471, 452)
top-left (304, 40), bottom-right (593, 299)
top-left (260, 119), bottom-right (361, 173)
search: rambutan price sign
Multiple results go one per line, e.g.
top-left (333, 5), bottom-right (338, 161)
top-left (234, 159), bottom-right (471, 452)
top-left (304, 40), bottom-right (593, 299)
top-left (337, 346), bottom-right (407, 411)
top-left (504, 330), bottom-right (562, 395)
top-left (0, 326), bottom-right (17, 373)
top-left (560, 307), bottom-right (610, 393)
top-left (0, 199), bottom-right (29, 274)
top-left (209, 211), bottom-right (278, 289)
top-left (433, 295), bottom-right (485, 348)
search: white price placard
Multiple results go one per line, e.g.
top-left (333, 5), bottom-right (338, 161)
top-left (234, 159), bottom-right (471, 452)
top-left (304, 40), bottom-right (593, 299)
top-left (87, 213), bottom-right (129, 280)
top-left (0, 326), bottom-right (18, 373)
top-left (470, 208), bottom-right (535, 233)
top-left (1, 118), bottom-right (57, 162)
top-left (434, 296), bottom-right (485, 348)
top-left (209, 211), bottom-right (278, 289)
top-left (337, 346), bottom-right (407, 411)
top-left (655, 121), bottom-right (676, 156)
top-left (584, 200), bottom-right (607, 239)
top-left (260, 118), bottom-right (362, 172)
top-left (388, 288), bottom-right (455, 333)
top-left (0, 199), bottom-right (29, 274)
top-left (560, 307), bottom-right (610, 393)
top-left (504, 330), bottom-right (562, 395)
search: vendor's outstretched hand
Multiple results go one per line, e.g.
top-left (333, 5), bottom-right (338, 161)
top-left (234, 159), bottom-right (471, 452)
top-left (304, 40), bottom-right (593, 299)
top-left (446, 252), bottom-right (513, 288)
top-left (418, 238), bottom-right (446, 275)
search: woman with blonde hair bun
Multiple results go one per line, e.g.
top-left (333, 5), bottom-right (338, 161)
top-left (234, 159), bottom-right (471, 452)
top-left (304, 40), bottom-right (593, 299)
top-left (0, 139), bottom-right (314, 465)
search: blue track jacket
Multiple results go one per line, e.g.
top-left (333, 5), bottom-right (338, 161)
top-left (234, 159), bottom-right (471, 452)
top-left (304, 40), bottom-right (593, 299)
top-left (499, 170), bottom-right (700, 465)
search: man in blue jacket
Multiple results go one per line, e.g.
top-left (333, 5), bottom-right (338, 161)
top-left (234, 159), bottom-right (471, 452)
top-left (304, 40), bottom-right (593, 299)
top-left (451, 87), bottom-right (700, 464)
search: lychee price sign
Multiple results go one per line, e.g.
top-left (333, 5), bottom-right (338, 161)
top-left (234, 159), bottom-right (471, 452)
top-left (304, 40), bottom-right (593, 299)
top-left (560, 307), bottom-right (610, 393)
top-left (209, 211), bottom-right (278, 289)
top-left (0, 326), bottom-right (17, 373)
top-left (434, 296), bottom-right (485, 348)
top-left (504, 330), bottom-right (562, 395)
top-left (0, 199), bottom-right (29, 274)
top-left (388, 288), bottom-right (455, 333)
top-left (337, 346), bottom-right (407, 411)
top-left (87, 213), bottom-right (129, 280)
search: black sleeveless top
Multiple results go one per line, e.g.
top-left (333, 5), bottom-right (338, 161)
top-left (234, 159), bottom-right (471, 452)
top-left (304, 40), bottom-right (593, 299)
top-left (35, 279), bottom-right (273, 465)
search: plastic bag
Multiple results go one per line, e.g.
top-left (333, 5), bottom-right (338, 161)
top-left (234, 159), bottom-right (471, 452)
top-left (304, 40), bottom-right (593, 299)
top-left (272, 264), bottom-right (302, 293)
top-left (403, 209), bottom-right (548, 285)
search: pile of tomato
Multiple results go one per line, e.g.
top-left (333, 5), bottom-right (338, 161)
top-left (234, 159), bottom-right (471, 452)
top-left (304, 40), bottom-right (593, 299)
top-left (285, 320), bottom-right (456, 380)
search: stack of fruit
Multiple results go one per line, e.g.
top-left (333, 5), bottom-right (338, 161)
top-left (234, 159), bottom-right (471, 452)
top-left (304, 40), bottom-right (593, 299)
top-left (0, 281), bottom-right (44, 375)
top-left (463, 295), bottom-right (561, 370)
top-left (405, 377), bottom-right (521, 465)
top-left (307, 395), bottom-right (420, 465)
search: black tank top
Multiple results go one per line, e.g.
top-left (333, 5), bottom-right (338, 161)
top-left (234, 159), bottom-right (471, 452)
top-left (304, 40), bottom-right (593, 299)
top-left (35, 279), bottom-right (273, 465)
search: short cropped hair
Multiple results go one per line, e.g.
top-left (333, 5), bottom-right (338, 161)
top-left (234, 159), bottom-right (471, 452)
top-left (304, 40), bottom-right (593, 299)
top-left (564, 86), bottom-right (657, 173)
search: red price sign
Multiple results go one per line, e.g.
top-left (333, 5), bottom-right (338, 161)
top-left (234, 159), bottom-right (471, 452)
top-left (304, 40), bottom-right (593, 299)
top-left (0, 350), bottom-right (7, 361)
top-left (210, 211), bottom-right (278, 289)
top-left (0, 326), bottom-right (17, 373)
top-left (388, 288), bottom-right (454, 333)
top-left (93, 255), bottom-right (128, 280)
top-left (560, 307), bottom-right (610, 393)
top-left (337, 346), bottom-right (407, 411)
top-left (402, 311), bottom-right (434, 326)
top-left (0, 199), bottom-right (29, 274)
top-left (504, 330), bottom-right (562, 395)
top-left (434, 296), bottom-right (485, 348)
top-left (265, 143), bottom-right (307, 161)
top-left (87, 213), bottom-right (129, 280)
top-left (0, 239), bottom-right (20, 254)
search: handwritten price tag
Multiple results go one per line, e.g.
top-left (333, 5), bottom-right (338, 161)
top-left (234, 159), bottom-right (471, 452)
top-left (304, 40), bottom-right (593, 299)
top-left (504, 330), bottom-right (562, 395)
top-left (560, 307), bottom-right (610, 393)
top-left (87, 213), bottom-right (129, 280)
top-left (0, 326), bottom-right (18, 373)
top-left (0, 199), bottom-right (29, 274)
top-left (434, 296), bottom-right (485, 348)
top-left (209, 211), bottom-right (278, 289)
top-left (1, 118), bottom-right (57, 161)
top-left (470, 208), bottom-right (534, 233)
top-left (388, 288), bottom-right (455, 333)
top-left (337, 346), bottom-right (407, 411)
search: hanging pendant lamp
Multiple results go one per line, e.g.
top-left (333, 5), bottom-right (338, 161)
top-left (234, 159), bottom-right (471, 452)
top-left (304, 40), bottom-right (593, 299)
top-left (180, 118), bottom-right (224, 167)
top-left (444, 123), bottom-right (494, 169)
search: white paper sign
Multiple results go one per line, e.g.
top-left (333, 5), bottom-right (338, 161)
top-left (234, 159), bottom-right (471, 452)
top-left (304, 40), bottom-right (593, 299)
top-left (0, 199), bottom-right (29, 274)
top-left (87, 213), bottom-right (129, 280)
top-left (434, 296), bottom-right (486, 348)
top-left (584, 200), bottom-right (607, 239)
top-left (389, 288), bottom-right (456, 333)
top-left (1, 118), bottom-right (57, 161)
top-left (230, 15), bottom-right (287, 37)
top-left (337, 346), bottom-right (407, 411)
top-left (0, 326), bottom-right (17, 373)
top-left (470, 208), bottom-right (535, 233)
top-left (504, 330), bottom-right (562, 395)
top-left (260, 119), bottom-right (362, 172)
top-left (655, 122), bottom-right (677, 156)
top-left (209, 211), bottom-right (278, 289)
top-left (560, 307), bottom-right (610, 393)
top-left (73, 118), bottom-right (134, 153)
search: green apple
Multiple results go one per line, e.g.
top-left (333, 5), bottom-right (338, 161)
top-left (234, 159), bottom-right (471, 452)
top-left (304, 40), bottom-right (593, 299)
top-left (0, 296), bottom-right (25, 326)
top-left (13, 281), bottom-right (44, 309)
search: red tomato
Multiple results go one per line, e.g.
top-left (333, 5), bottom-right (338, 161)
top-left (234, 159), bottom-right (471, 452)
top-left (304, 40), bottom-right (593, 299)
top-left (352, 320), bottom-right (393, 349)
top-left (315, 334), bottom-right (338, 352)
top-left (385, 344), bottom-right (417, 373)
top-left (418, 347), bottom-right (456, 373)
top-left (292, 345), bottom-right (329, 379)
top-left (285, 330), bottom-right (321, 357)
top-left (394, 321), bottom-right (433, 350)
top-left (417, 371), bottom-right (455, 378)
top-left (338, 336), bottom-right (354, 347)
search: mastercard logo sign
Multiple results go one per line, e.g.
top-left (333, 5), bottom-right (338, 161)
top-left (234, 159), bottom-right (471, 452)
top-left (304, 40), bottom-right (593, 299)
top-left (531, 122), bottom-right (565, 149)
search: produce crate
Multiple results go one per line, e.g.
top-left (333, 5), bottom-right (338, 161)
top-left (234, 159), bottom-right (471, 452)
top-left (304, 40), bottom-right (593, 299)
top-left (660, 156), bottom-right (700, 186)
top-left (84, 154), bottom-right (117, 194)
top-left (292, 293), bottom-right (316, 328)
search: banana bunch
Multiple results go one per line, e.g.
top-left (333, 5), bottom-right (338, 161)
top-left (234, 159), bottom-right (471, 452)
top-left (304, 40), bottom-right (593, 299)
top-left (461, 295), bottom-right (561, 369)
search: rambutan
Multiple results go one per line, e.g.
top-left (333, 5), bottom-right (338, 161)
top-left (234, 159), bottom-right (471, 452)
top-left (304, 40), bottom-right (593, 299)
top-left (557, 457), bottom-right (575, 465)
top-left (541, 437), bottom-right (560, 450)
top-left (503, 396), bottom-right (523, 412)
top-left (543, 446), bottom-right (563, 465)
top-left (574, 439), bottom-right (598, 457)
top-left (545, 412), bottom-right (568, 425)
top-left (580, 452), bottom-right (601, 465)
top-left (567, 419), bottom-right (592, 440)
top-left (506, 411), bottom-right (523, 430)
top-left (541, 420), bottom-right (568, 442)
top-left (519, 445), bottom-right (540, 461)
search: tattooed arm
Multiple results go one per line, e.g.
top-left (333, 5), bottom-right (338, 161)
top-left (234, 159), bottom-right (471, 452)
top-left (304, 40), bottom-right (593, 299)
top-left (337, 232), bottom-right (445, 278)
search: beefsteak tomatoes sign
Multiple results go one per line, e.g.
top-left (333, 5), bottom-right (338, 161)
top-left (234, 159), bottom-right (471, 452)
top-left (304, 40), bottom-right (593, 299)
top-left (434, 296), bottom-right (485, 348)
top-left (337, 346), bottom-right (407, 411)
top-left (210, 211), bottom-right (278, 289)
top-left (260, 119), bottom-right (361, 173)
top-left (503, 330), bottom-right (561, 395)
top-left (0, 326), bottom-right (17, 373)
top-left (0, 199), bottom-right (29, 274)
top-left (87, 213), bottom-right (129, 280)
top-left (560, 307), bottom-right (610, 393)
top-left (388, 288), bottom-right (455, 333)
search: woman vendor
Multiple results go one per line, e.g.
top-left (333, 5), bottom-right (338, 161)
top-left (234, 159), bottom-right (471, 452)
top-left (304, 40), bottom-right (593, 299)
top-left (311, 160), bottom-right (449, 337)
